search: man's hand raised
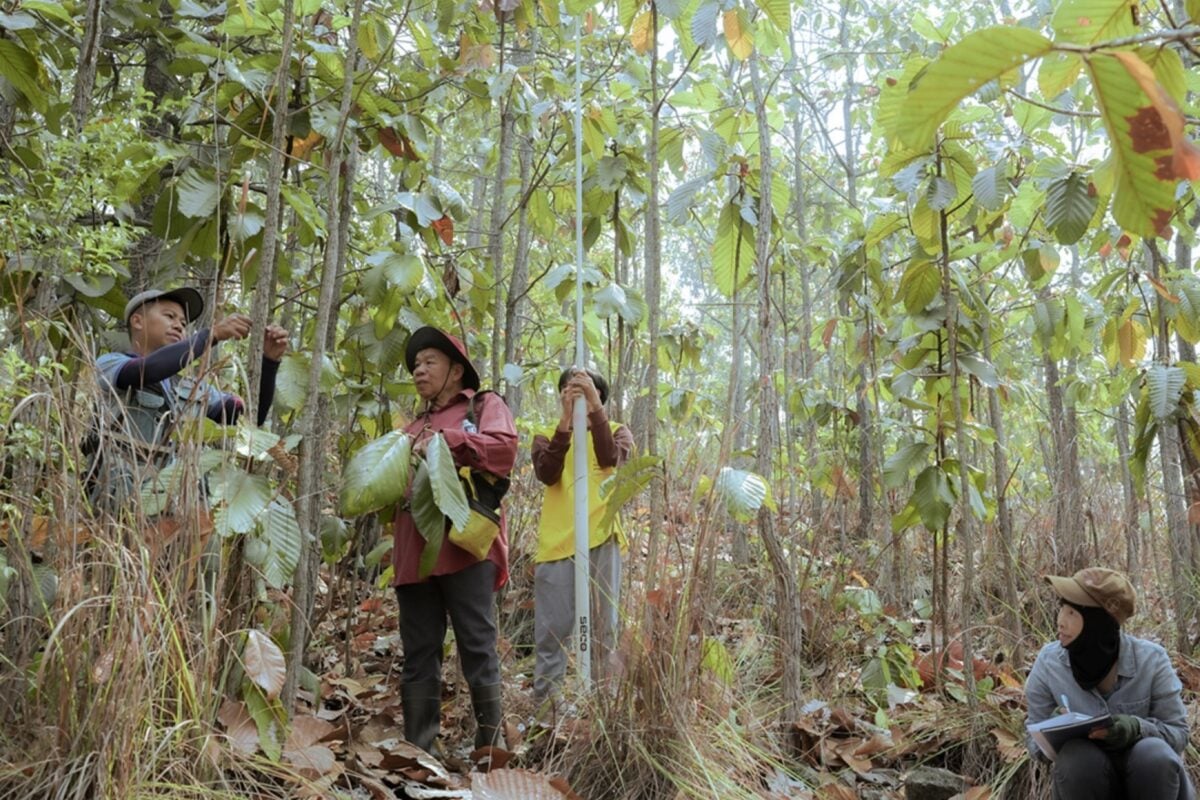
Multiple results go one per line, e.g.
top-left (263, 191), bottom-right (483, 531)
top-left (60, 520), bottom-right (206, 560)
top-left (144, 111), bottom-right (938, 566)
top-left (212, 314), bottom-right (252, 342)
top-left (263, 324), bottom-right (289, 361)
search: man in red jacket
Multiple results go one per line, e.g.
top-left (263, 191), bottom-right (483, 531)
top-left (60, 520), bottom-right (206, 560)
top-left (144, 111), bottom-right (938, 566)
top-left (392, 326), bottom-right (517, 754)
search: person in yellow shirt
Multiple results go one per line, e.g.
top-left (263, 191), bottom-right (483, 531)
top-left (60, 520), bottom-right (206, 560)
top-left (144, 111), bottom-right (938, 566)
top-left (530, 368), bottom-right (633, 704)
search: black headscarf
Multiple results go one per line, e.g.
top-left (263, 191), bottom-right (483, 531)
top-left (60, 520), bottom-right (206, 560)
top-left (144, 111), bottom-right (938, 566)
top-left (1064, 601), bottom-right (1121, 690)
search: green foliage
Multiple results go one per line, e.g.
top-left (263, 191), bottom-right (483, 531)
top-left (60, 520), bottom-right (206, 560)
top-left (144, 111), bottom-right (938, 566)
top-left (425, 433), bottom-right (470, 531)
top-left (340, 431), bottom-right (412, 517)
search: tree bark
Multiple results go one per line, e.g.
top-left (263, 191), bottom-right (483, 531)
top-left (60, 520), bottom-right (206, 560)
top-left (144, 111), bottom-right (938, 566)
top-left (983, 318), bottom-right (1021, 664)
top-left (283, 0), bottom-right (363, 712)
top-left (72, 0), bottom-right (106, 130)
top-left (750, 50), bottom-right (804, 720)
top-left (642, 3), bottom-right (664, 601)
top-left (488, 19), bottom-right (516, 387)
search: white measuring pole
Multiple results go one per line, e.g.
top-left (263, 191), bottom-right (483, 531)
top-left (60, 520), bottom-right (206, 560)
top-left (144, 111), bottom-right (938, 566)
top-left (571, 11), bottom-right (592, 691)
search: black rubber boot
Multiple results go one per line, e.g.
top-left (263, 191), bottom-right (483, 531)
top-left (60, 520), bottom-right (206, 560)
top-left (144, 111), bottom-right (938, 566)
top-left (401, 680), bottom-right (442, 753)
top-left (470, 683), bottom-right (505, 749)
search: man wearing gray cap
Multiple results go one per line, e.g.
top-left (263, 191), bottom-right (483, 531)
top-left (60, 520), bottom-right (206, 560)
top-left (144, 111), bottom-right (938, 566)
top-left (88, 287), bottom-right (288, 507)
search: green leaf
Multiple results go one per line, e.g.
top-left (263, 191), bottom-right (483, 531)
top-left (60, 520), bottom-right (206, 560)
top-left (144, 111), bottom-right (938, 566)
top-left (971, 164), bottom-right (1009, 211)
top-left (21, 1), bottom-right (75, 25)
top-left (235, 426), bottom-right (282, 461)
top-left (176, 170), bottom-right (221, 219)
top-left (753, 0), bottom-right (789, 31)
top-left (340, 431), bottom-right (412, 516)
top-left (691, 0), bottom-right (720, 48)
top-left (711, 202), bottom-right (755, 297)
top-left (925, 176), bottom-right (957, 211)
top-left (274, 352), bottom-right (340, 411)
top-left (701, 636), bottom-right (735, 685)
top-left (912, 465), bottom-right (953, 531)
top-left (281, 185), bottom-right (327, 241)
top-left (409, 463), bottom-right (445, 578)
top-left (898, 27), bottom-right (1053, 148)
top-left (665, 172), bottom-right (713, 224)
top-left (1147, 364), bottom-right (1185, 421)
top-left (899, 260), bottom-right (940, 314)
top-left (1051, 0), bottom-right (1137, 45)
top-left (597, 455), bottom-right (660, 534)
top-left (1044, 172), bottom-right (1097, 245)
top-left (958, 353), bottom-right (999, 387)
top-left (883, 441), bottom-right (931, 489)
top-left (62, 273), bottom-right (115, 298)
top-left (211, 469), bottom-right (274, 536)
top-left (424, 434), bottom-right (469, 532)
top-left (260, 501), bottom-right (302, 589)
top-left (593, 284), bottom-right (647, 325)
top-left (713, 466), bottom-right (769, 521)
top-left (1083, 52), bottom-right (1180, 237)
top-left (0, 40), bottom-right (47, 113)
top-left (1038, 52), bottom-right (1082, 100)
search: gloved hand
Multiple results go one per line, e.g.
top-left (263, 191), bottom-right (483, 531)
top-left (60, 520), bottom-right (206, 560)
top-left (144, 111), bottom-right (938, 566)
top-left (1096, 714), bottom-right (1141, 751)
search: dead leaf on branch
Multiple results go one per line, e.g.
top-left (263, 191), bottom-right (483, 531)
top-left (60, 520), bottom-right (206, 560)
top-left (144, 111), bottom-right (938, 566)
top-left (217, 699), bottom-right (260, 756)
top-left (244, 629), bottom-right (287, 700)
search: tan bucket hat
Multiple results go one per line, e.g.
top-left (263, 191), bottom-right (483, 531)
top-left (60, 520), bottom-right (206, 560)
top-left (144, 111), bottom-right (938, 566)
top-left (1045, 567), bottom-right (1136, 623)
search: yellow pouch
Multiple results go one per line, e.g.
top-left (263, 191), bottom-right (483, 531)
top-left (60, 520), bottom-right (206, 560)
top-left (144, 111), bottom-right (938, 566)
top-left (448, 467), bottom-right (502, 560)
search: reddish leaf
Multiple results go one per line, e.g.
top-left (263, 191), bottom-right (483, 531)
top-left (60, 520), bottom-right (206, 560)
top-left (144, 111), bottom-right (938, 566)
top-left (822, 318), bottom-right (837, 347)
top-left (1112, 51), bottom-right (1200, 180)
top-left (379, 127), bottom-right (418, 160)
top-left (431, 215), bottom-right (454, 245)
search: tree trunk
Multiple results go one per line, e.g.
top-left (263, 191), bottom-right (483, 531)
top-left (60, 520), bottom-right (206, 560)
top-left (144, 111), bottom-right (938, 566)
top-left (283, 0), bottom-right (363, 712)
top-left (246, 0), bottom-right (295, 425)
top-left (642, 4), bottom-right (664, 601)
top-left (72, 0), bottom-right (106, 130)
top-left (983, 318), bottom-right (1021, 664)
top-left (488, 19), bottom-right (516, 387)
top-left (750, 50), bottom-right (803, 720)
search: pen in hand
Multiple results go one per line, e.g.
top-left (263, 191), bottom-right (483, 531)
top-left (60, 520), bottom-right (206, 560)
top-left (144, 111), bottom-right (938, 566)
top-left (1060, 694), bottom-right (1071, 714)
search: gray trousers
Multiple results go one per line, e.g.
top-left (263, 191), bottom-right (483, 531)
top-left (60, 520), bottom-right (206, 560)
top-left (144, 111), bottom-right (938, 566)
top-left (395, 560), bottom-right (500, 688)
top-left (533, 538), bottom-right (621, 700)
top-left (1053, 737), bottom-right (1194, 800)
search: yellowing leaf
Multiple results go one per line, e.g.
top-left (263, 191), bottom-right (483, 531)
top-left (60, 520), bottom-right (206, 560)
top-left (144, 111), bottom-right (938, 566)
top-left (1118, 318), bottom-right (1145, 367)
top-left (1051, 0), bottom-right (1137, 45)
top-left (1084, 52), bottom-right (1191, 237)
top-left (630, 10), bottom-right (653, 55)
top-left (898, 26), bottom-right (1052, 148)
top-left (722, 9), bottom-right (753, 60)
top-left (243, 629), bottom-right (287, 700)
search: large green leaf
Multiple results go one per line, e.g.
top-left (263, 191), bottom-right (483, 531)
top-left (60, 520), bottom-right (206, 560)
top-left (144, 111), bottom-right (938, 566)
top-left (211, 469), bottom-right (274, 536)
top-left (1147, 364), bottom-right (1185, 421)
top-left (340, 431), bottom-right (412, 516)
top-left (1051, 0), bottom-right (1137, 45)
top-left (713, 466), bottom-right (772, 521)
top-left (898, 27), bottom-right (1053, 148)
top-left (409, 463), bottom-right (446, 578)
top-left (1044, 172), bottom-right (1097, 245)
top-left (259, 501), bottom-right (301, 589)
top-left (176, 169), bottom-right (221, 219)
top-left (753, 0), bottom-right (789, 32)
top-left (883, 441), bottom-right (931, 489)
top-left (665, 173), bottom-right (713, 224)
top-left (690, 0), bottom-right (720, 48)
top-left (597, 455), bottom-right (661, 534)
top-left (711, 202), bottom-right (755, 297)
top-left (424, 434), bottom-right (469, 532)
top-left (0, 40), bottom-right (47, 113)
top-left (1038, 52), bottom-right (1082, 100)
top-left (275, 352), bottom-right (341, 411)
top-left (912, 464), bottom-right (953, 531)
top-left (899, 260), bottom-right (940, 314)
top-left (1084, 53), bottom-right (1180, 237)
top-left (971, 164), bottom-right (1009, 211)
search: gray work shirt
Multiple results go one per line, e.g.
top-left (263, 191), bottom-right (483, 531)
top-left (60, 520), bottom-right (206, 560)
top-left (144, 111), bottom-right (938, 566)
top-left (1025, 632), bottom-right (1189, 757)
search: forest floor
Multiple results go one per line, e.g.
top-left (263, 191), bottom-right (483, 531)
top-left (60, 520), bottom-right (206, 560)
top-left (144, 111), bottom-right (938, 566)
top-left (275, 559), bottom-right (1200, 800)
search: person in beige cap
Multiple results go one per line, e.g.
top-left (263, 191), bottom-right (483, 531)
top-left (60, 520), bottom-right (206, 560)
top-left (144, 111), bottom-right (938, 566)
top-left (87, 287), bottom-right (289, 508)
top-left (1025, 567), bottom-right (1193, 799)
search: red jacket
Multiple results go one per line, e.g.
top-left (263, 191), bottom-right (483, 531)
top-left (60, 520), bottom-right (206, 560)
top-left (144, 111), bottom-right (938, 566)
top-left (391, 389), bottom-right (517, 589)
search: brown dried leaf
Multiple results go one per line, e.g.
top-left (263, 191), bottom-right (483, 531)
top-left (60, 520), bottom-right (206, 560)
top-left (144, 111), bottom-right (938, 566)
top-left (217, 700), bottom-right (259, 756)
top-left (243, 629), bottom-right (286, 700)
top-left (287, 715), bottom-right (337, 749)
top-left (284, 743), bottom-right (338, 776)
top-left (991, 727), bottom-right (1026, 763)
top-left (471, 768), bottom-right (578, 799)
top-left (816, 782), bottom-right (858, 800)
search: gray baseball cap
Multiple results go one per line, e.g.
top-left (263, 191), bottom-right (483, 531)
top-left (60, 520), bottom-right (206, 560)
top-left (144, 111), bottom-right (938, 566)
top-left (123, 287), bottom-right (205, 325)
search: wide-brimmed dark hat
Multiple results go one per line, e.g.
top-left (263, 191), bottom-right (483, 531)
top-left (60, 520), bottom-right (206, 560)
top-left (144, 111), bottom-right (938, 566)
top-left (404, 326), bottom-right (480, 390)
top-left (124, 287), bottom-right (205, 325)
top-left (1045, 567), bottom-right (1136, 624)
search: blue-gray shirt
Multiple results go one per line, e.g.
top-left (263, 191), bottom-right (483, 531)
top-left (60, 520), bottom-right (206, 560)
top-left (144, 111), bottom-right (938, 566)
top-left (1025, 632), bottom-right (1188, 757)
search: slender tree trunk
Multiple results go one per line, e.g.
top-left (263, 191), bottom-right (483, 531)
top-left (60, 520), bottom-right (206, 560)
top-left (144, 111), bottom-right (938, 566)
top-left (1147, 243), bottom-right (1194, 648)
top-left (1115, 395), bottom-right (1140, 576)
top-left (488, 20), bottom-right (516, 387)
top-left (983, 318), bottom-right (1021, 664)
top-left (72, 0), bottom-right (105, 130)
top-left (246, 0), bottom-right (295, 425)
top-left (502, 33), bottom-right (535, 416)
top-left (642, 4), bottom-right (663, 600)
top-left (938, 183), bottom-right (976, 713)
top-left (283, 0), bottom-right (363, 712)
